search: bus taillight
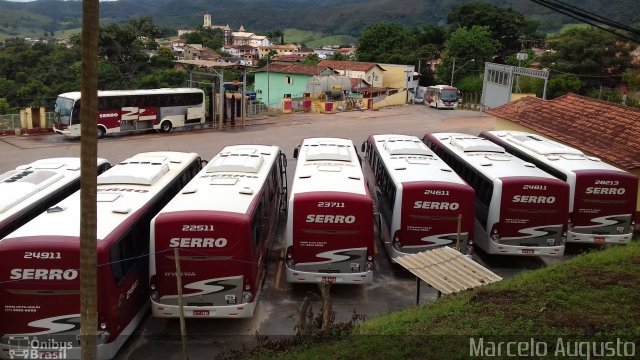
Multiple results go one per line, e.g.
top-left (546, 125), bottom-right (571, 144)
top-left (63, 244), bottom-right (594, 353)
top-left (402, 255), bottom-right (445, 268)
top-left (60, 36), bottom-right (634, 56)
top-left (149, 275), bottom-right (158, 300)
top-left (392, 231), bottom-right (401, 251)
top-left (365, 255), bottom-right (374, 271)
top-left (490, 227), bottom-right (500, 243)
top-left (286, 248), bottom-right (295, 269)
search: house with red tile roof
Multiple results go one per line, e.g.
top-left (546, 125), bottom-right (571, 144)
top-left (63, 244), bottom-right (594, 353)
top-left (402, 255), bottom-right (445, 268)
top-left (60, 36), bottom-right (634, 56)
top-left (318, 60), bottom-right (385, 88)
top-left (484, 92), bottom-right (640, 217)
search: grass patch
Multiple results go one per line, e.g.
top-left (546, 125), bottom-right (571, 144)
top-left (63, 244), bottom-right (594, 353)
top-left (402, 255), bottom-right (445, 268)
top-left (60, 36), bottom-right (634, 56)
top-left (246, 241), bottom-right (640, 359)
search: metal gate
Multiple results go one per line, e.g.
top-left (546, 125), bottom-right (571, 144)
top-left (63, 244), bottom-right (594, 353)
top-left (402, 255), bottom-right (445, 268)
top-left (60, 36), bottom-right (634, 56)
top-left (480, 62), bottom-right (549, 111)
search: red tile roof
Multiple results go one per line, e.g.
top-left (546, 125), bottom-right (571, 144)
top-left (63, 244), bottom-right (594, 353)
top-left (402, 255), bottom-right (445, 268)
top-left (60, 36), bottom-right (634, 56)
top-left (484, 93), bottom-right (640, 170)
top-left (318, 60), bottom-right (381, 72)
top-left (255, 63), bottom-right (331, 75)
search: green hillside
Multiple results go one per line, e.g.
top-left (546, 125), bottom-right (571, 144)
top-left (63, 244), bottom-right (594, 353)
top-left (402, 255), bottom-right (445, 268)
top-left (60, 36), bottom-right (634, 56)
top-left (248, 241), bottom-right (640, 359)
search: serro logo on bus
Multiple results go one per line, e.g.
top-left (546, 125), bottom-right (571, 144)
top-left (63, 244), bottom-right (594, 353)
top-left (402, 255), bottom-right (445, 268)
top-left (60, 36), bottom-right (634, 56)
top-left (512, 195), bottom-right (556, 204)
top-left (305, 214), bottom-right (356, 224)
top-left (586, 187), bottom-right (625, 195)
top-left (99, 112), bottom-right (119, 118)
top-left (169, 237), bottom-right (228, 248)
top-left (10, 268), bottom-right (79, 280)
top-left (413, 201), bottom-right (460, 210)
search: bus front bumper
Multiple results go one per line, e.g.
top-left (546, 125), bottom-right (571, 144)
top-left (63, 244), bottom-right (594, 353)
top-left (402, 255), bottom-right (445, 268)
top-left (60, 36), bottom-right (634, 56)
top-left (285, 266), bottom-right (373, 284)
top-left (151, 299), bottom-right (257, 319)
top-left (567, 231), bottom-right (633, 244)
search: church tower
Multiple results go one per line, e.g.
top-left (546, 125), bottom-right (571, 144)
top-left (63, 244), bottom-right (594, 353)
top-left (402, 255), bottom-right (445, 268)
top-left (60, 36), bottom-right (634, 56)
top-left (204, 13), bottom-right (212, 28)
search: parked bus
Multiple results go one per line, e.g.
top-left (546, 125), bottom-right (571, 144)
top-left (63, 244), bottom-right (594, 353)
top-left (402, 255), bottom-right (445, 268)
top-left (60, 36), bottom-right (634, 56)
top-left (425, 85), bottom-right (460, 109)
top-left (481, 130), bottom-right (638, 244)
top-left (424, 133), bottom-right (569, 257)
top-left (0, 151), bottom-right (203, 359)
top-left (53, 88), bottom-right (206, 138)
top-left (361, 134), bottom-right (475, 260)
top-left (286, 138), bottom-right (374, 284)
top-left (150, 145), bottom-right (288, 318)
top-left (0, 157), bottom-right (111, 240)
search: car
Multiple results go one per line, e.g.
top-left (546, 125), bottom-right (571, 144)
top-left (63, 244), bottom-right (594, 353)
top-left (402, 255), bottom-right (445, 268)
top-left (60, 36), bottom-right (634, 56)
top-left (413, 97), bottom-right (425, 104)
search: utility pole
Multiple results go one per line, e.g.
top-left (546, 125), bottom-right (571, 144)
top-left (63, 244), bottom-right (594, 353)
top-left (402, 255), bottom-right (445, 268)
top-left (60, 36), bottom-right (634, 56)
top-left (80, 0), bottom-right (99, 358)
top-left (450, 57), bottom-right (456, 86)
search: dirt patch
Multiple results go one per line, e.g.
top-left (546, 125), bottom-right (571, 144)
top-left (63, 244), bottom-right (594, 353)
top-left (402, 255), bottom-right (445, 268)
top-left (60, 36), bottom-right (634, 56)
top-left (540, 310), bottom-right (617, 335)
top-left (578, 268), bottom-right (640, 287)
top-left (468, 289), bottom-right (523, 306)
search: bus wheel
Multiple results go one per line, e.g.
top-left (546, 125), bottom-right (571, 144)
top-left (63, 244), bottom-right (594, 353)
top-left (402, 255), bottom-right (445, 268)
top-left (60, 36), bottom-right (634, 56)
top-left (160, 121), bottom-right (172, 133)
top-left (97, 126), bottom-right (105, 139)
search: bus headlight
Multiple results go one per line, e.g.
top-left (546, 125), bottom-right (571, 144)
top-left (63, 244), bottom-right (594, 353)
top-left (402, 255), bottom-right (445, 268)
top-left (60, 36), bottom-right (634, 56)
top-left (630, 220), bottom-right (636, 233)
top-left (151, 291), bottom-right (159, 300)
top-left (286, 259), bottom-right (294, 269)
top-left (100, 322), bottom-right (107, 330)
top-left (490, 234), bottom-right (499, 243)
top-left (568, 221), bottom-right (574, 231)
top-left (242, 292), bottom-right (252, 302)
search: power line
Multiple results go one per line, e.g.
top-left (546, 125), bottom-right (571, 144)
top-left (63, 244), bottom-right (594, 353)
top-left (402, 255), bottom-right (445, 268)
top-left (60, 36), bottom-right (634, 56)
top-left (530, 0), bottom-right (640, 44)
top-left (541, 0), bottom-right (640, 37)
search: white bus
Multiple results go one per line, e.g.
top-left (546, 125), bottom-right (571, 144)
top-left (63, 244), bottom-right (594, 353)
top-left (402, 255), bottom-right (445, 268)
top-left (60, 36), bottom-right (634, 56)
top-left (150, 145), bottom-right (288, 318)
top-left (425, 85), bottom-right (460, 109)
top-left (361, 134), bottom-right (475, 260)
top-left (0, 157), bottom-right (111, 240)
top-left (53, 88), bottom-right (206, 138)
top-left (286, 138), bottom-right (375, 284)
top-left (424, 133), bottom-right (569, 257)
top-left (481, 130), bottom-right (638, 244)
top-left (0, 152), bottom-right (203, 360)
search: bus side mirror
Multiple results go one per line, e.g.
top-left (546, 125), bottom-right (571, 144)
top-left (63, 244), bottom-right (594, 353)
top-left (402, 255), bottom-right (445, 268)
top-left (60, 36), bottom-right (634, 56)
top-left (361, 142), bottom-right (366, 152)
top-left (293, 145), bottom-right (300, 159)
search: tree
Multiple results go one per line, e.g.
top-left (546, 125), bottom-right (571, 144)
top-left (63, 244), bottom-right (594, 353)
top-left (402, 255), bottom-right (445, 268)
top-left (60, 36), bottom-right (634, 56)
top-left (540, 27), bottom-right (637, 90)
top-left (438, 26), bottom-right (500, 83)
top-left (303, 53), bottom-right (321, 64)
top-left (356, 23), bottom-right (417, 64)
top-left (547, 73), bottom-right (582, 99)
top-left (0, 97), bottom-right (12, 114)
top-left (622, 68), bottom-right (640, 92)
top-left (447, 2), bottom-right (543, 59)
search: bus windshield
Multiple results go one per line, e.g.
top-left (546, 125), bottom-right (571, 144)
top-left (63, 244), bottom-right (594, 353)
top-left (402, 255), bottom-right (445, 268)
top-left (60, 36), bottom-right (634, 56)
top-left (54, 97), bottom-right (74, 126)
top-left (440, 89), bottom-right (459, 102)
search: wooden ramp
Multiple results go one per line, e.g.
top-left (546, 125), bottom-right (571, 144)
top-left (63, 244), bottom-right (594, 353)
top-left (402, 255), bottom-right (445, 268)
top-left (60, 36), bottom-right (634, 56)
top-left (395, 247), bottom-right (502, 295)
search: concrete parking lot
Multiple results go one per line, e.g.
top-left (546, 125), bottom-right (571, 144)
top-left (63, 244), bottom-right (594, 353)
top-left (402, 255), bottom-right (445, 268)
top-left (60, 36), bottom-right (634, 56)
top-left (1, 105), bottom-right (568, 359)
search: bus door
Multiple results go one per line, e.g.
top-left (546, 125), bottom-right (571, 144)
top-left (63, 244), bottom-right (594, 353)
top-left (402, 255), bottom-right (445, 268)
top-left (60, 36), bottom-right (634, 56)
top-left (402, 182), bottom-right (474, 253)
top-left (499, 178), bottom-right (569, 249)
top-left (152, 212), bottom-right (246, 310)
top-left (290, 192), bottom-right (374, 275)
top-left (0, 239), bottom-right (81, 353)
top-left (572, 170), bottom-right (638, 238)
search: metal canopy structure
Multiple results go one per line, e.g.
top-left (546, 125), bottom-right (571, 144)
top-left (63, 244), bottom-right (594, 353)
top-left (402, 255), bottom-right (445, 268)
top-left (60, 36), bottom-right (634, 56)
top-left (480, 62), bottom-right (549, 111)
top-left (395, 247), bottom-right (502, 296)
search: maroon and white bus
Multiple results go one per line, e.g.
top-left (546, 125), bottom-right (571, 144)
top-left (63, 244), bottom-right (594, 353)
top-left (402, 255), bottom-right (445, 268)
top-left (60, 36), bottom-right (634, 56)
top-left (286, 138), bottom-right (374, 284)
top-left (481, 130), bottom-right (638, 244)
top-left (53, 88), bottom-right (206, 138)
top-left (0, 157), bottom-right (111, 240)
top-left (424, 133), bottom-right (569, 257)
top-left (361, 134), bottom-right (475, 260)
top-left (150, 145), bottom-right (287, 318)
top-left (0, 152), bottom-right (202, 359)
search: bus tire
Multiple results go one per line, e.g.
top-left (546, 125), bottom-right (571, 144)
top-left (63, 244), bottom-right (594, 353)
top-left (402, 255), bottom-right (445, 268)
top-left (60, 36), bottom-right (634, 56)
top-left (160, 121), bottom-right (172, 133)
top-left (97, 126), bottom-right (106, 139)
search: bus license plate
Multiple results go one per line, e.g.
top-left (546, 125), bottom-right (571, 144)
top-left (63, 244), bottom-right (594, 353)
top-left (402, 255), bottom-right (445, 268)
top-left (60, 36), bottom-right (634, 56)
top-left (521, 249), bottom-right (534, 254)
top-left (193, 310), bottom-right (209, 316)
top-left (321, 276), bottom-right (336, 283)
top-left (594, 237), bottom-right (605, 243)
